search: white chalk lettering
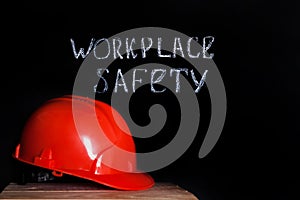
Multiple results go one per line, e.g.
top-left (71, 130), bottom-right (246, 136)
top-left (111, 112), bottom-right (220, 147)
top-left (187, 37), bottom-right (200, 58)
top-left (94, 68), bottom-right (109, 93)
top-left (170, 68), bottom-right (189, 93)
top-left (203, 36), bottom-right (214, 59)
top-left (172, 37), bottom-right (184, 58)
top-left (141, 37), bottom-right (153, 58)
top-left (191, 69), bottom-right (208, 93)
top-left (126, 38), bottom-right (137, 59)
top-left (71, 36), bottom-right (215, 60)
top-left (113, 38), bottom-right (123, 59)
top-left (157, 37), bottom-right (172, 58)
top-left (114, 69), bottom-right (128, 93)
top-left (93, 38), bottom-right (110, 59)
top-left (132, 69), bottom-right (147, 92)
top-left (151, 69), bottom-right (166, 93)
top-left (70, 38), bottom-right (94, 59)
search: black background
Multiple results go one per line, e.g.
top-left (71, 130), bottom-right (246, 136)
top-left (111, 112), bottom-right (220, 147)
top-left (1, 1), bottom-right (298, 199)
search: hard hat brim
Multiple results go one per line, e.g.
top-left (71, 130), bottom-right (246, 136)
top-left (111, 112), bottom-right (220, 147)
top-left (14, 154), bottom-right (154, 191)
top-left (62, 168), bottom-right (155, 191)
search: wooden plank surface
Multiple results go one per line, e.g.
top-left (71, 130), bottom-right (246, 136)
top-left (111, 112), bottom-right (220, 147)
top-left (0, 182), bottom-right (198, 200)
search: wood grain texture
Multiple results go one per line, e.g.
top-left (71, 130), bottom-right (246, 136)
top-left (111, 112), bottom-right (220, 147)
top-left (0, 182), bottom-right (198, 200)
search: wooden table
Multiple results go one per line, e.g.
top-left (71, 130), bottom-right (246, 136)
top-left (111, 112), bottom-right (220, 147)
top-left (0, 182), bottom-right (198, 200)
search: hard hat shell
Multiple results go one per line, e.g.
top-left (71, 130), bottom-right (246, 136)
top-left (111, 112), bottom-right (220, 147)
top-left (13, 95), bottom-right (154, 190)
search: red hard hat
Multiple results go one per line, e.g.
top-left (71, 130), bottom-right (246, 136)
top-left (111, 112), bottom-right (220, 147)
top-left (13, 95), bottom-right (154, 190)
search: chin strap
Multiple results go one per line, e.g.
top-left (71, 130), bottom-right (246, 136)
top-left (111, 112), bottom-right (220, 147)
top-left (15, 163), bottom-right (56, 185)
